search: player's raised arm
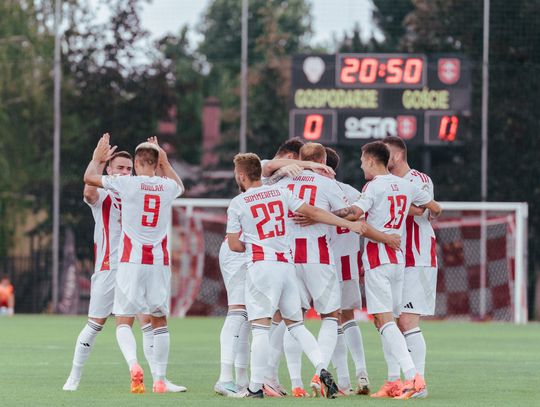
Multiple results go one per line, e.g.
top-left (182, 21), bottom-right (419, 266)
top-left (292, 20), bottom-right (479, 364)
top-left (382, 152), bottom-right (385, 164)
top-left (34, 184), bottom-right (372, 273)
top-left (83, 133), bottom-right (117, 189)
top-left (147, 137), bottom-right (185, 193)
top-left (262, 158), bottom-right (335, 178)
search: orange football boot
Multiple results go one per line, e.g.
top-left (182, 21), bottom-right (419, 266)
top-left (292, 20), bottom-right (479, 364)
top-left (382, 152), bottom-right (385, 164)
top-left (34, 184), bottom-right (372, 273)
top-left (130, 363), bottom-right (145, 394)
top-left (394, 374), bottom-right (426, 400)
top-left (292, 387), bottom-right (310, 398)
top-left (370, 379), bottom-right (402, 398)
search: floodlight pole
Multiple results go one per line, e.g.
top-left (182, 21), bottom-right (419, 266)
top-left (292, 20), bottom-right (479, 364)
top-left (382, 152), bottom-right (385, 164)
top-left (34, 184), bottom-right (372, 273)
top-left (479, 0), bottom-right (490, 319)
top-left (52, 0), bottom-right (62, 312)
top-left (239, 0), bottom-right (248, 153)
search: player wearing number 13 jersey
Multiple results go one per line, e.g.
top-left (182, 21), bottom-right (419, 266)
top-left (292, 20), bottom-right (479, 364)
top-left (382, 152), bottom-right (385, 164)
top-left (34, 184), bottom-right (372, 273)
top-left (334, 141), bottom-right (441, 400)
top-left (226, 153), bottom-right (370, 399)
top-left (85, 136), bottom-right (184, 394)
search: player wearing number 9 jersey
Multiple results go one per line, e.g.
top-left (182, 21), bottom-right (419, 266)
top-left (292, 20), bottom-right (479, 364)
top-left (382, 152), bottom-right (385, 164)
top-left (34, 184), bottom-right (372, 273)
top-left (333, 141), bottom-right (441, 400)
top-left (226, 153), bottom-right (370, 399)
top-left (84, 135), bottom-right (184, 394)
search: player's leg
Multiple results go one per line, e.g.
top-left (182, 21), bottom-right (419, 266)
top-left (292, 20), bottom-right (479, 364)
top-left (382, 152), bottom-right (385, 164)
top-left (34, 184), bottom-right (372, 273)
top-left (331, 313), bottom-right (352, 394)
top-left (341, 280), bottom-right (370, 394)
top-left (146, 263), bottom-right (176, 393)
top-left (63, 268), bottom-right (114, 391)
top-left (279, 264), bottom-right (338, 399)
top-left (216, 249), bottom-right (248, 396)
top-left (264, 311), bottom-right (288, 396)
top-left (234, 261), bottom-right (280, 398)
top-left (234, 316), bottom-right (250, 391)
top-left (113, 263), bottom-right (148, 393)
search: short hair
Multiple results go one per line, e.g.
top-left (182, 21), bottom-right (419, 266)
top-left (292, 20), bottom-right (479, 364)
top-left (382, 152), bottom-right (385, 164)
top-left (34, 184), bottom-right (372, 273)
top-left (275, 137), bottom-right (304, 158)
top-left (361, 141), bottom-right (390, 167)
top-left (134, 142), bottom-right (159, 168)
top-left (382, 136), bottom-right (407, 158)
top-left (300, 142), bottom-right (326, 163)
top-left (233, 153), bottom-right (262, 181)
top-left (107, 151), bottom-right (132, 167)
top-left (325, 147), bottom-right (340, 171)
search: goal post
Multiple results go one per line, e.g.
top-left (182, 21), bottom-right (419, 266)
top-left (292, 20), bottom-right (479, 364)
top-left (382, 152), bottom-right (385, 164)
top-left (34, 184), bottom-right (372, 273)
top-left (168, 199), bottom-right (528, 324)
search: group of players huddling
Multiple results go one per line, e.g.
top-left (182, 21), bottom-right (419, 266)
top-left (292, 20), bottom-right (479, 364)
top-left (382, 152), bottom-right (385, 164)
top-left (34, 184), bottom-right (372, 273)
top-left (62, 132), bottom-right (441, 400)
top-left (216, 136), bottom-right (441, 399)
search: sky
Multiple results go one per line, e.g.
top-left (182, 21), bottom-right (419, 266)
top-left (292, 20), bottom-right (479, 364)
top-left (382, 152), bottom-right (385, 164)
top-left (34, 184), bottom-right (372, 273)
top-left (94, 0), bottom-right (381, 49)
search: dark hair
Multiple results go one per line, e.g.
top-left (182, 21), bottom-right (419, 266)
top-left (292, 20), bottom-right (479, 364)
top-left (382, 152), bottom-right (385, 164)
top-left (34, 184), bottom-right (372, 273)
top-left (234, 153), bottom-right (262, 181)
top-left (361, 141), bottom-right (390, 166)
top-left (275, 137), bottom-right (305, 158)
top-left (382, 136), bottom-right (407, 157)
top-left (107, 151), bottom-right (133, 167)
top-left (325, 147), bottom-right (340, 171)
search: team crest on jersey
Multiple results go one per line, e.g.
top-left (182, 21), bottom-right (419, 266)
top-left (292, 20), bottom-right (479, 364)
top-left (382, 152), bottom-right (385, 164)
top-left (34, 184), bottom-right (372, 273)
top-left (390, 183), bottom-right (399, 191)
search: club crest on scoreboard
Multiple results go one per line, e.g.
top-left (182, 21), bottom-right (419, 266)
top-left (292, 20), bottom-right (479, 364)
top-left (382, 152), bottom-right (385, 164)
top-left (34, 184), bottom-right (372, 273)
top-left (438, 58), bottom-right (461, 85)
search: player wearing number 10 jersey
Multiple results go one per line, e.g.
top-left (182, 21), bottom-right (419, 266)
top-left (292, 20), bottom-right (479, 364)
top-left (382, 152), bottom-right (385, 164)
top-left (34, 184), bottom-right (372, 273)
top-left (333, 141), bottom-right (441, 400)
top-left (226, 153), bottom-right (369, 398)
top-left (84, 136), bottom-right (184, 394)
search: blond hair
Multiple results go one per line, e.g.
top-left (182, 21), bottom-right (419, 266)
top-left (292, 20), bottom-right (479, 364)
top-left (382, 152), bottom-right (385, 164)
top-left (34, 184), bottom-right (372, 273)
top-left (233, 153), bottom-right (262, 181)
top-left (300, 142), bottom-right (326, 163)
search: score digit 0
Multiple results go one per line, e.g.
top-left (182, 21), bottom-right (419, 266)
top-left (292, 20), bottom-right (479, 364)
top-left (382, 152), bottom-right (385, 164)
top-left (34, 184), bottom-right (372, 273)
top-left (439, 115), bottom-right (459, 142)
top-left (303, 114), bottom-right (324, 140)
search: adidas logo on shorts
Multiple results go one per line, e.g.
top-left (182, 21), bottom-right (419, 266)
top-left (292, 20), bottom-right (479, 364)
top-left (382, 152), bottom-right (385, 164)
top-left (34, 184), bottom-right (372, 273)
top-left (404, 302), bottom-right (414, 309)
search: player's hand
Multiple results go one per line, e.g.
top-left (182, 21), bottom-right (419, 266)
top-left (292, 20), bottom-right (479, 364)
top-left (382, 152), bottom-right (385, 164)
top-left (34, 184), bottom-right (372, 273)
top-left (280, 164), bottom-right (303, 178)
top-left (147, 136), bottom-right (168, 166)
top-left (92, 133), bottom-right (117, 163)
top-left (385, 234), bottom-right (401, 250)
top-left (305, 162), bottom-right (335, 176)
top-left (293, 213), bottom-right (316, 227)
top-left (348, 220), bottom-right (368, 235)
top-left (409, 205), bottom-right (426, 217)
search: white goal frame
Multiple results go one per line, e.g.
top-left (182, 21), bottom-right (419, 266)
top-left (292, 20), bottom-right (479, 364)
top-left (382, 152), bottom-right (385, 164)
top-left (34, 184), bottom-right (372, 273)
top-left (170, 199), bottom-right (529, 324)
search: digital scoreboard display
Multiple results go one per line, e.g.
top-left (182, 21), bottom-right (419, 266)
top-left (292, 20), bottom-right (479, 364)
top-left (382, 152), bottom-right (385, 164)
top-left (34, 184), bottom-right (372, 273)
top-left (290, 53), bottom-right (471, 145)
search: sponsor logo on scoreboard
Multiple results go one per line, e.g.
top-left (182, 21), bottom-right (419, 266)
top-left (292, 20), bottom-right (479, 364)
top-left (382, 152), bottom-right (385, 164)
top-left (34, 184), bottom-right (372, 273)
top-left (344, 115), bottom-right (418, 140)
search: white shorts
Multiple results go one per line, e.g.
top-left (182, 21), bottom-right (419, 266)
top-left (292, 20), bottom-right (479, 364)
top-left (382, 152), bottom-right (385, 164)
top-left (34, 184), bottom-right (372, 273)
top-left (295, 263), bottom-right (341, 314)
top-left (365, 263), bottom-right (404, 317)
top-left (401, 266), bottom-right (437, 315)
top-left (219, 243), bottom-right (247, 306)
top-left (340, 279), bottom-right (362, 310)
top-left (88, 269), bottom-right (116, 319)
top-left (245, 261), bottom-right (303, 322)
top-left (113, 263), bottom-right (170, 317)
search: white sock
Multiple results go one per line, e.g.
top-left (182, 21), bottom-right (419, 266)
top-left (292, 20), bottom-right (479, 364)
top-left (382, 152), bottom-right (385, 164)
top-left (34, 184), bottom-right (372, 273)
top-left (343, 319), bottom-right (368, 376)
top-left (235, 320), bottom-right (250, 388)
top-left (283, 330), bottom-right (304, 388)
top-left (379, 322), bottom-right (416, 380)
top-left (288, 322), bottom-right (324, 374)
top-left (284, 328), bottom-right (303, 388)
top-left (331, 326), bottom-right (350, 389)
top-left (69, 320), bottom-right (103, 379)
top-left (249, 324), bottom-right (270, 392)
top-left (380, 332), bottom-right (400, 381)
top-left (153, 326), bottom-right (170, 380)
top-left (141, 323), bottom-right (155, 380)
top-left (116, 324), bottom-right (138, 369)
top-left (317, 317), bottom-right (338, 369)
top-left (267, 321), bottom-right (286, 381)
top-left (219, 309), bottom-right (247, 382)
top-left (404, 327), bottom-right (426, 377)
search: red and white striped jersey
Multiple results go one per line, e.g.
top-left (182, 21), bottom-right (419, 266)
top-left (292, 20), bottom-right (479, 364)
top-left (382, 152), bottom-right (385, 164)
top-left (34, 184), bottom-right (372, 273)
top-left (403, 169), bottom-right (437, 267)
top-left (275, 170), bottom-right (348, 265)
top-left (330, 181), bottom-right (362, 281)
top-left (226, 184), bottom-right (304, 264)
top-left (102, 175), bottom-right (183, 265)
top-left (85, 189), bottom-right (122, 273)
top-left (353, 174), bottom-right (431, 271)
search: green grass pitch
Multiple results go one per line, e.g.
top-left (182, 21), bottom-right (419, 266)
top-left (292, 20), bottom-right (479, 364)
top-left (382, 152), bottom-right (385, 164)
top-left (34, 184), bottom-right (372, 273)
top-left (0, 315), bottom-right (538, 406)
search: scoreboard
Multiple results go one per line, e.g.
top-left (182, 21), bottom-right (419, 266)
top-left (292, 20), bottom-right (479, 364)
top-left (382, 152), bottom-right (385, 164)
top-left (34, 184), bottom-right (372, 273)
top-left (289, 53), bottom-right (471, 145)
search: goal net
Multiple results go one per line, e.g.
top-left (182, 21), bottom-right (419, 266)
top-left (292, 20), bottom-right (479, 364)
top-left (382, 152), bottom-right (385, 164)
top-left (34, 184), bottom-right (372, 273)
top-left (169, 199), bottom-right (528, 323)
